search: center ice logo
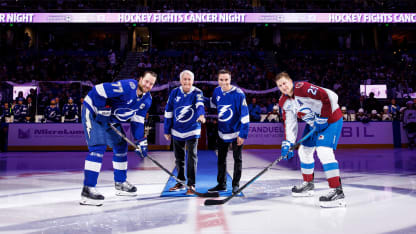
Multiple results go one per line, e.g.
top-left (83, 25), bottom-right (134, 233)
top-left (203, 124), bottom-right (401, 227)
top-left (114, 108), bottom-right (136, 121)
top-left (218, 105), bottom-right (233, 122)
top-left (175, 105), bottom-right (194, 123)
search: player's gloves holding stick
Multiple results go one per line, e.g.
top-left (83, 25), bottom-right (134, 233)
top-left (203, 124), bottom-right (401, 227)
top-left (314, 116), bottom-right (328, 132)
top-left (96, 107), bottom-right (111, 124)
top-left (135, 137), bottom-right (148, 158)
top-left (281, 140), bottom-right (294, 160)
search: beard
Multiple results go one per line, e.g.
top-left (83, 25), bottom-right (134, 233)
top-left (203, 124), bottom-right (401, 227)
top-left (138, 82), bottom-right (145, 93)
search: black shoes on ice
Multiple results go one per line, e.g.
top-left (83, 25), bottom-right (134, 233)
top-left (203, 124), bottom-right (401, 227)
top-left (80, 181), bottom-right (137, 206)
top-left (80, 186), bottom-right (105, 206)
top-left (292, 181), bottom-right (315, 197)
top-left (319, 186), bottom-right (346, 208)
top-left (208, 184), bottom-right (227, 193)
top-left (292, 181), bottom-right (346, 208)
top-left (115, 181), bottom-right (138, 196)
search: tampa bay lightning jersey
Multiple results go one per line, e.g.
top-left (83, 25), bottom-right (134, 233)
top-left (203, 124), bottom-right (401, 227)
top-left (44, 106), bottom-right (61, 122)
top-left (164, 86), bottom-right (205, 141)
top-left (63, 103), bottom-right (79, 121)
top-left (83, 79), bottom-right (151, 140)
top-left (210, 86), bottom-right (250, 142)
top-left (12, 104), bottom-right (28, 122)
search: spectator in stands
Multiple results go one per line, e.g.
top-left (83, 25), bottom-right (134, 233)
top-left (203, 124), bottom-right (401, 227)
top-left (356, 108), bottom-right (369, 123)
top-left (264, 105), bottom-right (280, 123)
top-left (381, 106), bottom-right (393, 121)
top-left (403, 100), bottom-right (416, 149)
top-left (12, 98), bottom-right (27, 123)
top-left (388, 98), bottom-right (400, 120)
top-left (44, 99), bottom-right (61, 123)
top-left (25, 97), bottom-right (36, 123)
top-left (267, 97), bottom-right (278, 113)
top-left (63, 97), bottom-right (79, 123)
top-left (341, 106), bottom-right (352, 122)
top-left (248, 97), bottom-right (261, 122)
top-left (364, 92), bottom-right (380, 113)
top-left (2, 103), bottom-right (12, 123)
top-left (369, 110), bottom-right (381, 121)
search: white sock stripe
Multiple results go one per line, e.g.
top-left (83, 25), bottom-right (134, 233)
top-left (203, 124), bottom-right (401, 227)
top-left (85, 161), bottom-right (102, 172)
top-left (90, 152), bottom-right (103, 157)
top-left (113, 161), bottom-right (128, 170)
top-left (301, 168), bottom-right (314, 174)
top-left (114, 153), bottom-right (127, 157)
top-left (325, 169), bottom-right (340, 179)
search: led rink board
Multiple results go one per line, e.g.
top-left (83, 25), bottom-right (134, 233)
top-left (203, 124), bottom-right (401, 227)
top-left (2, 13), bottom-right (416, 23)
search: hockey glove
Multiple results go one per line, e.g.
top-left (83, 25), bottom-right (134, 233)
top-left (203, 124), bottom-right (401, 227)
top-left (314, 116), bottom-right (328, 132)
top-left (281, 140), bottom-right (294, 160)
top-left (96, 107), bottom-right (111, 124)
top-left (135, 137), bottom-right (148, 158)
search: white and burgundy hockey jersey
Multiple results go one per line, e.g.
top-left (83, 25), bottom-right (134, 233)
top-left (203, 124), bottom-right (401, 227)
top-left (83, 79), bottom-right (151, 140)
top-left (210, 86), bottom-right (250, 142)
top-left (279, 81), bottom-right (342, 143)
top-left (164, 86), bottom-right (205, 141)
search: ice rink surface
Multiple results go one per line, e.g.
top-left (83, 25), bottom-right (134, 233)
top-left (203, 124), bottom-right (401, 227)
top-left (0, 148), bottom-right (415, 234)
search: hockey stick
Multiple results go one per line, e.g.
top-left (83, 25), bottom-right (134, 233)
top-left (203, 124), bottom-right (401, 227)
top-left (204, 127), bottom-right (317, 206)
top-left (109, 123), bottom-right (220, 198)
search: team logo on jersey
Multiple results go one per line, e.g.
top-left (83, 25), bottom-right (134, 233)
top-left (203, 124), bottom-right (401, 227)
top-left (139, 103), bottom-right (146, 109)
top-left (295, 82), bottom-right (304, 88)
top-left (129, 82), bottom-right (136, 90)
top-left (175, 96), bottom-right (181, 102)
top-left (114, 108), bottom-right (136, 121)
top-left (175, 105), bottom-right (194, 123)
top-left (298, 107), bottom-right (315, 123)
top-left (218, 105), bottom-right (233, 122)
top-left (49, 111), bottom-right (56, 118)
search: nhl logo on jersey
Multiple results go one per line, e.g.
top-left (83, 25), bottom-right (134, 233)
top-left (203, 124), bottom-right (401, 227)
top-left (295, 82), bottom-right (304, 88)
top-left (175, 105), bottom-right (194, 123)
top-left (318, 135), bottom-right (325, 140)
top-left (218, 105), bottom-right (233, 122)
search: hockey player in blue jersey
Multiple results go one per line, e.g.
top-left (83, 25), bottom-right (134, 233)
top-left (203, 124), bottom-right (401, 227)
top-left (207, 69), bottom-right (250, 194)
top-left (80, 71), bottom-right (157, 206)
top-left (62, 97), bottom-right (79, 123)
top-left (12, 98), bottom-right (28, 123)
top-left (44, 99), bottom-right (61, 123)
top-left (164, 70), bottom-right (206, 195)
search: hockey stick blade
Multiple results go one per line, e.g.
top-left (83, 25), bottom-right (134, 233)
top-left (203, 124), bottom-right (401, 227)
top-left (108, 123), bottom-right (219, 198)
top-left (203, 127), bottom-right (317, 206)
top-left (204, 199), bottom-right (226, 206)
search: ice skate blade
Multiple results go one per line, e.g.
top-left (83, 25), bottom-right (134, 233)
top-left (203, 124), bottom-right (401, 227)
top-left (319, 199), bottom-right (347, 208)
top-left (292, 190), bottom-right (314, 197)
top-left (115, 190), bottom-right (137, 196)
top-left (80, 196), bottom-right (104, 206)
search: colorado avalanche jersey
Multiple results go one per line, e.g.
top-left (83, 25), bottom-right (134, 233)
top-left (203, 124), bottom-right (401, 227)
top-left (83, 79), bottom-right (151, 140)
top-left (164, 86), bottom-right (205, 141)
top-left (44, 106), bottom-right (61, 122)
top-left (210, 86), bottom-right (250, 142)
top-left (279, 81), bottom-right (342, 143)
top-left (63, 103), bottom-right (79, 122)
top-left (12, 104), bottom-right (27, 122)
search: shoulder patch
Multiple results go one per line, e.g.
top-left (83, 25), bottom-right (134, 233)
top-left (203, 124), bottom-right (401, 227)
top-left (129, 81), bottom-right (136, 90)
top-left (295, 82), bottom-right (304, 88)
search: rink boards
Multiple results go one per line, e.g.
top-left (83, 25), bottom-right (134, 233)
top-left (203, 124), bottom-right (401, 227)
top-left (6, 122), bottom-right (409, 151)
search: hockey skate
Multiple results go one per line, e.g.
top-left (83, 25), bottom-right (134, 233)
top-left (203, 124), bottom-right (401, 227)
top-left (115, 181), bottom-right (137, 196)
top-left (292, 181), bottom-right (314, 197)
top-left (80, 186), bottom-right (105, 206)
top-left (319, 186), bottom-right (346, 208)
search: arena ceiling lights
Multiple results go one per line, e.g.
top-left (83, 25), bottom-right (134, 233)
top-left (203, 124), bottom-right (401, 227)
top-left (2, 13), bottom-right (416, 24)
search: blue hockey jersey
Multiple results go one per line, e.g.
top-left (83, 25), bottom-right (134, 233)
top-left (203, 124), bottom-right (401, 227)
top-left (210, 86), bottom-right (250, 142)
top-left (164, 86), bottom-right (205, 141)
top-left (12, 104), bottom-right (28, 123)
top-left (44, 106), bottom-right (61, 123)
top-left (83, 79), bottom-right (151, 140)
top-left (63, 103), bottom-right (79, 122)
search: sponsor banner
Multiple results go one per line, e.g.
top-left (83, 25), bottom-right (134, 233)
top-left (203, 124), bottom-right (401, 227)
top-left (2, 13), bottom-right (416, 24)
top-left (8, 123), bottom-right (132, 146)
